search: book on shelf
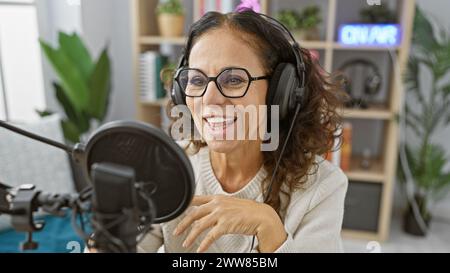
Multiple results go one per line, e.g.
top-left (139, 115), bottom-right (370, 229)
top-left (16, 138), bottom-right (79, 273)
top-left (325, 121), bottom-right (352, 173)
top-left (325, 125), bottom-right (342, 168)
top-left (139, 51), bottom-right (168, 103)
top-left (340, 122), bottom-right (353, 172)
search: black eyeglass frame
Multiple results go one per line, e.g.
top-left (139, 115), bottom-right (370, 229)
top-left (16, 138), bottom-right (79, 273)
top-left (174, 67), bottom-right (270, 99)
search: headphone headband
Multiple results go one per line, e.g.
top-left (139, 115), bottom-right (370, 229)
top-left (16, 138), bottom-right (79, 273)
top-left (256, 13), bottom-right (306, 88)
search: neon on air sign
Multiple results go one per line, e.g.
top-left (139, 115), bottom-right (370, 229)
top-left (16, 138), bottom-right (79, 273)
top-left (338, 24), bottom-right (402, 46)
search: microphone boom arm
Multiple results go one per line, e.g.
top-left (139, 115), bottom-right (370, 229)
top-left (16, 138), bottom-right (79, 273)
top-left (0, 120), bottom-right (73, 154)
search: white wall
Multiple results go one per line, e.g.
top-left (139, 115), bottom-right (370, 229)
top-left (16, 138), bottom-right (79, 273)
top-left (80, 0), bottom-right (136, 122)
top-left (37, 0), bottom-right (136, 121)
top-left (36, 0), bottom-right (83, 113)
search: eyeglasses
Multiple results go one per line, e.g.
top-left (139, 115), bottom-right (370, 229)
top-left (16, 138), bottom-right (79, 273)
top-left (175, 67), bottom-right (270, 98)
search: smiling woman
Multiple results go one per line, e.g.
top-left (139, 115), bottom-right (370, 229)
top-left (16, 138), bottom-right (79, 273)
top-left (138, 9), bottom-right (349, 253)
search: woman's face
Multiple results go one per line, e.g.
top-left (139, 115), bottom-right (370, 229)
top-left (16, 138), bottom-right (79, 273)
top-left (186, 27), bottom-right (269, 154)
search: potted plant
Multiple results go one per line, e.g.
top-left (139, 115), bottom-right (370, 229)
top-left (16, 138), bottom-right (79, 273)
top-left (38, 32), bottom-right (112, 191)
top-left (156, 0), bottom-right (185, 37)
top-left (297, 5), bottom-right (322, 41)
top-left (276, 6), bottom-right (322, 41)
top-left (276, 10), bottom-right (300, 31)
top-left (398, 7), bottom-right (450, 236)
top-left (360, 5), bottom-right (397, 23)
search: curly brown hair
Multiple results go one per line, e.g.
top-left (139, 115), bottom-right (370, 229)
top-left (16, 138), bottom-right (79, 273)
top-left (164, 10), bottom-right (347, 216)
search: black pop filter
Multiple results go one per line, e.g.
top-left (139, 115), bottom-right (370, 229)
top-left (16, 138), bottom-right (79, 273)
top-left (76, 121), bottom-right (195, 224)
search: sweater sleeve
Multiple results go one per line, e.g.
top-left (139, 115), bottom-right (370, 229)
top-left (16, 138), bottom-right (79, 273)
top-left (275, 168), bottom-right (348, 253)
top-left (137, 224), bottom-right (164, 253)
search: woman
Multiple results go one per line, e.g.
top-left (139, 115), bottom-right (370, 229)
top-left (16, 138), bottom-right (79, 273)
top-left (139, 10), bottom-right (348, 253)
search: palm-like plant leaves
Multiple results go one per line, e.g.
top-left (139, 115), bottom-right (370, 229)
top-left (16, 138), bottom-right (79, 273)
top-left (88, 49), bottom-right (111, 121)
top-left (38, 32), bottom-right (111, 143)
top-left (40, 40), bottom-right (89, 112)
top-left (400, 7), bottom-right (450, 214)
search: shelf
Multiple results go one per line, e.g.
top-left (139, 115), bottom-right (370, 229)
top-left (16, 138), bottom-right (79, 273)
top-left (341, 229), bottom-right (380, 241)
top-left (297, 40), bottom-right (329, 50)
top-left (333, 43), bottom-right (400, 51)
top-left (341, 107), bottom-right (393, 120)
top-left (345, 156), bottom-right (385, 183)
top-left (141, 97), bottom-right (170, 107)
top-left (140, 36), bottom-right (187, 45)
top-left (140, 35), bottom-right (330, 49)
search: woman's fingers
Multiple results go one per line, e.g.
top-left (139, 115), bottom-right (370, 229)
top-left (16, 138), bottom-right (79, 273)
top-left (197, 226), bottom-right (224, 253)
top-left (174, 202), bottom-right (213, 236)
top-left (190, 195), bottom-right (214, 206)
top-left (182, 213), bottom-right (217, 248)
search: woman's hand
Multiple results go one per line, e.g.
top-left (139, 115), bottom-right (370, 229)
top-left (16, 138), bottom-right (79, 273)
top-left (173, 195), bottom-right (287, 253)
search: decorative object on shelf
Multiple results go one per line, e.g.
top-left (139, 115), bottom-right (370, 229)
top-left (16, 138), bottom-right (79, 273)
top-left (324, 119), bottom-right (342, 168)
top-left (340, 122), bottom-right (353, 172)
top-left (360, 148), bottom-right (372, 170)
top-left (156, 0), bottom-right (185, 37)
top-left (338, 24), bottom-right (401, 47)
top-left (235, 0), bottom-right (261, 13)
top-left (160, 61), bottom-right (177, 94)
top-left (398, 7), bottom-right (450, 237)
top-left (37, 32), bottom-right (111, 143)
top-left (360, 4), bottom-right (397, 24)
top-left (338, 59), bottom-right (382, 109)
top-left (276, 5), bottom-right (322, 41)
top-left (275, 10), bottom-right (298, 30)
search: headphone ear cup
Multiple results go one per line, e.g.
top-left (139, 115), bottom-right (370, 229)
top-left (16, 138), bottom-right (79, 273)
top-left (171, 80), bottom-right (186, 105)
top-left (365, 74), bottom-right (381, 95)
top-left (268, 63), bottom-right (299, 120)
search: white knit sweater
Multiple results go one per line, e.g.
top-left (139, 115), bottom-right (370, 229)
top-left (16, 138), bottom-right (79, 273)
top-left (138, 147), bottom-right (348, 253)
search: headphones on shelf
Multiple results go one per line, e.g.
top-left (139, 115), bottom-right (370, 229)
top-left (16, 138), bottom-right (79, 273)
top-left (338, 59), bottom-right (382, 108)
top-left (170, 12), bottom-right (307, 121)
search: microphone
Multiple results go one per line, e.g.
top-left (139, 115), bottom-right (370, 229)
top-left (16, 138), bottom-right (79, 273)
top-left (0, 119), bottom-right (195, 252)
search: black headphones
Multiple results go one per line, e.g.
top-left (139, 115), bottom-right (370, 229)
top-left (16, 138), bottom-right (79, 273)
top-left (338, 59), bottom-right (382, 108)
top-left (170, 12), bottom-right (307, 121)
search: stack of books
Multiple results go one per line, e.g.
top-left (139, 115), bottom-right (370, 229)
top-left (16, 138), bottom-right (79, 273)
top-left (139, 51), bottom-right (168, 102)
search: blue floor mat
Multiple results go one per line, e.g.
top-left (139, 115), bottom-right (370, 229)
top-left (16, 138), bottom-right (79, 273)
top-left (0, 211), bottom-right (88, 253)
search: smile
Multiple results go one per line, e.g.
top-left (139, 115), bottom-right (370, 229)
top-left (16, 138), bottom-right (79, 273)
top-left (203, 116), bottom-right (237, 137)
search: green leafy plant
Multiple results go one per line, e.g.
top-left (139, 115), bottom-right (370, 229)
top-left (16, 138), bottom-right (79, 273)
top-left (298, 5), bottom-right (322, 30)
top-left (276, 5), bottom-right (322, 31)
top-left (276, 10), bottom-right (300, 30)
top-left (156, 0), bottom-right (184, 15)
top-left (38, 32), bottom-right (111, 143)
top-left (360, 5), bottom-right (397, 23)
top-left (399, 7), bottom-right (450, 222)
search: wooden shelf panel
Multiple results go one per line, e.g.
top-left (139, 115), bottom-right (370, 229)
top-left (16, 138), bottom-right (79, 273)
top-left (341, 229), bottom-right (381, 241)
top-left (296, 40), bottom-right (328, 49)
top-left (341, 107), bottom-right (393, 120)
top-left (333, 43), bottom-right (400, 51)
top-left (345, 156), bottom-right (385, 183)
top-left (139, 37), bottom-right (403, 52)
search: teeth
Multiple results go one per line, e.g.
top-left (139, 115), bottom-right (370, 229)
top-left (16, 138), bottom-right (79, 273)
top-left (205, 117), bottom-right (235, 124)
